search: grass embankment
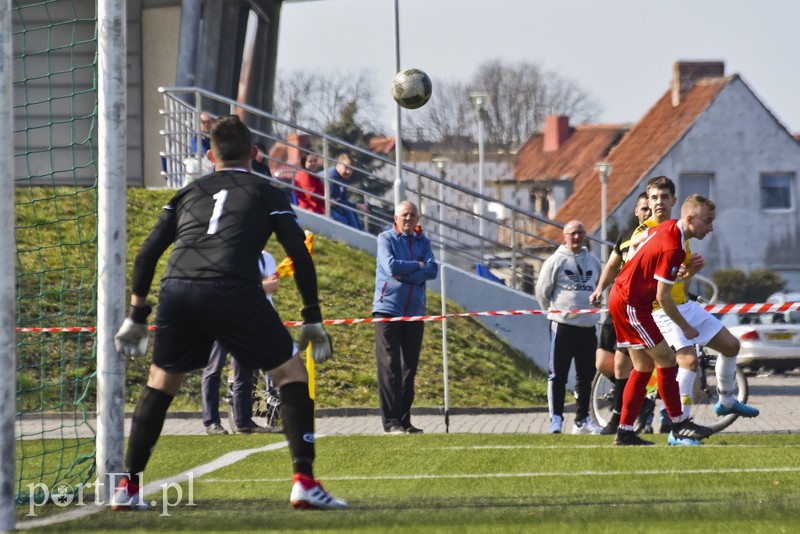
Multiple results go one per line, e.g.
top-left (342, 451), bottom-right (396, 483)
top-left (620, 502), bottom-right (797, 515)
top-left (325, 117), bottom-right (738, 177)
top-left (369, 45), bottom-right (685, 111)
top-left (17, 187), bottom-right (548, 409)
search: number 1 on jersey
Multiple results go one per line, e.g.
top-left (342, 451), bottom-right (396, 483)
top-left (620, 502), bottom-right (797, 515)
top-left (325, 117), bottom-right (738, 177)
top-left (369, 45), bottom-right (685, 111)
top-left (207, 189), bottom-right (228, 234)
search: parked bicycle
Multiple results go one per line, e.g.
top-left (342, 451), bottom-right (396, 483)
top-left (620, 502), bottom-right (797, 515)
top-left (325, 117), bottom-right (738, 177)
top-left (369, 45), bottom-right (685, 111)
top-left (590, 343), bottom-right (749, 434)
top-left (225, 370), bottom-right (282, 430)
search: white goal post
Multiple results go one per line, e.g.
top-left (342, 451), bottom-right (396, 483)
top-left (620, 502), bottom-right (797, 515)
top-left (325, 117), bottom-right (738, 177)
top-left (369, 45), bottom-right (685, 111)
top-left (96, 0), bottom-right (128, 504)
top-left (0, 2), bottom-right (17, 530)
top-left (1, 1), bottom-right (128, 526)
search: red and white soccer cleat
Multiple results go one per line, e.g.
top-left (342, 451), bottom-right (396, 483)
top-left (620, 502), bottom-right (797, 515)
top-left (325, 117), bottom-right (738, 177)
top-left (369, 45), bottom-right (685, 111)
top-left (111, 475), bottom-right (150, 511)
top-left (290, 473), bottom-right (348, 510)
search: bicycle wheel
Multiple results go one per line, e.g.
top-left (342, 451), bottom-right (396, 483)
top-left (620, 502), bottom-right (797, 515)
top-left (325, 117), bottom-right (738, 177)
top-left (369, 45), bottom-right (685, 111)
top-left (226, 370), bottom-right (283, 429)
top-left (224, 371), bottom-right (236, 430)
top-left (687, 359), bottom-right (748, 433)
top-left (589, 372), bottom-right (615, 428)
top-left (253, 372), bottom-right (282, 429)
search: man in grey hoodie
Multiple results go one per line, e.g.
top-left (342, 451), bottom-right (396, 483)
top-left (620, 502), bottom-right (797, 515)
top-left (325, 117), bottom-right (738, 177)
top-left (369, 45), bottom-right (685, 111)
top-left (536, 220), bottom-right (602, 435)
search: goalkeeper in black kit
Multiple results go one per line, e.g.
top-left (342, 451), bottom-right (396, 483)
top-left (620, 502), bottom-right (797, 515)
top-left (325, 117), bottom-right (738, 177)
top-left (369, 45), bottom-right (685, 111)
top-left (113, 115), bottom-right (346, 510)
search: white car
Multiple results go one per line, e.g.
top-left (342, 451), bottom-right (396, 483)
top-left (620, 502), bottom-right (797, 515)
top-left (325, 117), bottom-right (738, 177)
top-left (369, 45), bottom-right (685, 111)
top-left (716, 310), bottom-right (800, 373)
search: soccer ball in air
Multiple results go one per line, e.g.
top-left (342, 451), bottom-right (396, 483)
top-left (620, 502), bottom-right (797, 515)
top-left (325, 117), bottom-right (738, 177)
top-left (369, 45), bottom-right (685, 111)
top-left (391, 68), bottom-right (432, 110)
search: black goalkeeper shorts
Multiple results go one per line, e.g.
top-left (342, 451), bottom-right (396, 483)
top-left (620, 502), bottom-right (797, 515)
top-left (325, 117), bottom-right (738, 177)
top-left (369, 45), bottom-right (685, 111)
top-left (151, 278), bottom-right (294, 373)
top-left (598, 312), bottom-right (628, 356)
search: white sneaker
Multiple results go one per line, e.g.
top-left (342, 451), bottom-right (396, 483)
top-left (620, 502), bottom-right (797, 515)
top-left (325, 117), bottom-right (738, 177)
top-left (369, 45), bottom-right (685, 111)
top-left (290, 473), bottom-right (348, 510)
top-left (111, 476), bottom-right (150, 511)
top-left (572, 416), bottom-right (602, 435)
top-left (549, 415), bottom-right (563, 434)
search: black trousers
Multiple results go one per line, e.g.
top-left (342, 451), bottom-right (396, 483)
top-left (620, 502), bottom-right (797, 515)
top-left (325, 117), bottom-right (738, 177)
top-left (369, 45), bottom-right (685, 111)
top-left (547, 321), bottom-right (597, 420)
top-left (374, 315), bottom-right (425, 431)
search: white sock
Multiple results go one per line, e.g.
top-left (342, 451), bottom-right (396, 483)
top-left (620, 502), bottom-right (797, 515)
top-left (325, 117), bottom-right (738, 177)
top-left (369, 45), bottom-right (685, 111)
top-left (716, 355), bottom-right (738, 407)
top-left (676, 367), bottom-right (696, 418)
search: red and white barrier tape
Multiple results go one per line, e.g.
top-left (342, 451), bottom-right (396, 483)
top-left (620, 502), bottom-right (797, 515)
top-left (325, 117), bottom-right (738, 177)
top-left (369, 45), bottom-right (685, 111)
top-left (15, 302), bottom-right (800, 333)
top-left (17, 326), bottom-right (98, 334)
top-left (284, 308), bottom-right (592, 326)
top-left (701, 302), bottom-right (800, 315)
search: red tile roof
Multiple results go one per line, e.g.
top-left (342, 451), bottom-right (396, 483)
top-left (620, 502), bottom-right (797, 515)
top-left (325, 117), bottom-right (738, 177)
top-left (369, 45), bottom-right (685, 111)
top-left (514, 124), bottom-right (627, 192)
top-left (368, 136), bottom-right (411, 154)
top-left (534, 76), bottom-right (733, 244)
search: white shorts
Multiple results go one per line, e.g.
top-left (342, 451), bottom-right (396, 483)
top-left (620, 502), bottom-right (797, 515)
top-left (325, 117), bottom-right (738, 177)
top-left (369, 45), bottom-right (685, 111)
top-left (652, 300), bottom-right (724, 351)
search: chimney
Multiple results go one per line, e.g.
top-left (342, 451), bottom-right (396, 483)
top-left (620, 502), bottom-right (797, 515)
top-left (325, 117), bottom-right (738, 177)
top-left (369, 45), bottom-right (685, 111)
top-left (543, 115), bottom-right (570, 152)
top-left (671, 61), bottom-right (725, 106)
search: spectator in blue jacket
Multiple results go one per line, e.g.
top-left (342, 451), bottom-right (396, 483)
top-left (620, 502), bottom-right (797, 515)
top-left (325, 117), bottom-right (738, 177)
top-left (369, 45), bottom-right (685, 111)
top-left (329, 154), bottom-right (369, 230)
top-left (190, 112), bottom-right (212, 155)
top-left (372, 201), bottom-right (438, 434)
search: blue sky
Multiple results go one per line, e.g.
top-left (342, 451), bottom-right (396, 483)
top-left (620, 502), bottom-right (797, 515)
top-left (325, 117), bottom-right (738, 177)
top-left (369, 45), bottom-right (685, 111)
top-left (277, 0), bottom-right (800, 134)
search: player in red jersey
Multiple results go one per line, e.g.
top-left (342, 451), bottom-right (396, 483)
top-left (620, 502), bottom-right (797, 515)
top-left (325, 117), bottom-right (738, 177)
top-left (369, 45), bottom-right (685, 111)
top-left (609, 194), bottom-right (716, 446)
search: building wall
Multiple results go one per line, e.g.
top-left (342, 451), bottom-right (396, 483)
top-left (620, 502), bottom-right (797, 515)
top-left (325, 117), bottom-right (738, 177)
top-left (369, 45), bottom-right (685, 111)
top-left (126, 0), bottom-right (144, 186)
top-left (141, 5), bottom-right (181, 188)
top-left (12, 1), bottom-right (197, 188)
top-left (12, 0), bottom-right (142, 186)
top-left (606, 79), bottom-right (800, 291)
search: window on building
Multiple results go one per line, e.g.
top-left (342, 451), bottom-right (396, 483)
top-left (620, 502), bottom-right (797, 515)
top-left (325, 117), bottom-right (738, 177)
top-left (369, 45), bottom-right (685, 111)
top-left (760, 174), bottom-right (793, 210)
top-left (679, 173), bottom-right (712, 206)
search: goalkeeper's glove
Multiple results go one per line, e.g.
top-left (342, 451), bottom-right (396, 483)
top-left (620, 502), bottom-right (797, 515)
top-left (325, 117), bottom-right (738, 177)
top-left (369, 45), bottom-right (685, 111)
top-left (297, 323), bottom-right (333, 363)
top-left (114, 304), bottom-right (152, 358)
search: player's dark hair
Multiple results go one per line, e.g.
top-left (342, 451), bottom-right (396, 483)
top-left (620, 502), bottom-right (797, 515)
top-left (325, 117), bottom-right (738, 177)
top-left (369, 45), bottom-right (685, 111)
top-left (645, 175), bottom-right (675, 196)
top-left (637, 192), bottom-right (648, 202)
top-left (210, 115), bottom-right (252, 164)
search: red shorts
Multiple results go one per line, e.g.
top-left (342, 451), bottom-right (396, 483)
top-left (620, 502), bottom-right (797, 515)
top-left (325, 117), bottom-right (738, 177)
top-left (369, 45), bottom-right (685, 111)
top-left (608, 286), bottom-right (664, 350)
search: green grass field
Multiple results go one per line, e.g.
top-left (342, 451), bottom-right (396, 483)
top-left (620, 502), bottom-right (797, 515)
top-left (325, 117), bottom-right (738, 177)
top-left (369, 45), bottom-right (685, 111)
top-left (16, 187), bottom-right (548, 411)
top-left (18, 433), bottom-right (800, 532)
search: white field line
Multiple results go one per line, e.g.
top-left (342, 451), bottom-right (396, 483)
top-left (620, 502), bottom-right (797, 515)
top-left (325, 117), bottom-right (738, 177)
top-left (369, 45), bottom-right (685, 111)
top-left (203, 465), bottom-right (800, 484)
top-left (432, 443), bottom-right (800, 450)
top-left (16, 440), bottom-right (290, 531)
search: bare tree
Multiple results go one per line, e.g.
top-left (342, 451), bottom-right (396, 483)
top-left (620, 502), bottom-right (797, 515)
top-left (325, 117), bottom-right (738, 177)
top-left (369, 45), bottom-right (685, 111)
top-left (273, 69), bottom-right (382, 135)
top-left (541, 71), bottom-right (603, 123)
top-left (404, 59), bottom-right (602, 147)
top-left (273, 70), bottom-right (316, 127)
top-left (403, 79), bottom-right (472, 142)
top-left (272, 61), bottom-right (602, 147)
top-left (471, 59), bottom-right (602, 146)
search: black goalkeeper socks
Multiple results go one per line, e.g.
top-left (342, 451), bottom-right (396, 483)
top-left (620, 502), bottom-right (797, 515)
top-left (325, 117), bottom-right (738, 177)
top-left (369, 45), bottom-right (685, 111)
top-left (279, 381), bottom-right (316, 478)
top-left (125, 385), bottom-right (173, 485)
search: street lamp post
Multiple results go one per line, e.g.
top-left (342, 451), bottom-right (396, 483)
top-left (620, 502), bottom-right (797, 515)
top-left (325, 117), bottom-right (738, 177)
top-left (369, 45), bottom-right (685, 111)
top-left (392, 0), bottom-right (404, 208)
top-left (432, 156), bottom-right (451, 432)
top-left (432, 157), bottom-right (450, 254)
top-left (469, 91), bottom-right (491, 262)
top-left (596, 162), bottom-right (613, 263)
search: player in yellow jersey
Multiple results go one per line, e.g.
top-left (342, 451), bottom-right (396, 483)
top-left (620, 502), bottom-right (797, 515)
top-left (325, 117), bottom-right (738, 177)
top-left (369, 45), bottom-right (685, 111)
top-left (627, 177), bottom-right (759, 438)
top-left (590, 193), bottom-right (651, 434)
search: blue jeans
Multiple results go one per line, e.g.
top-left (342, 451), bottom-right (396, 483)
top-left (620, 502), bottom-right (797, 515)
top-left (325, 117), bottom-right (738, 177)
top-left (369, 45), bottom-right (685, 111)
top-left (332, 206), bottom-right (363, 231)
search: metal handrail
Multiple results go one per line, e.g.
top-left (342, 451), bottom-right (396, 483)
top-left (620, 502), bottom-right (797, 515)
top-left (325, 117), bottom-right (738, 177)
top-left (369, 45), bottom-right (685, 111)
top-left (158, 86), bottom-right (612, 292)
